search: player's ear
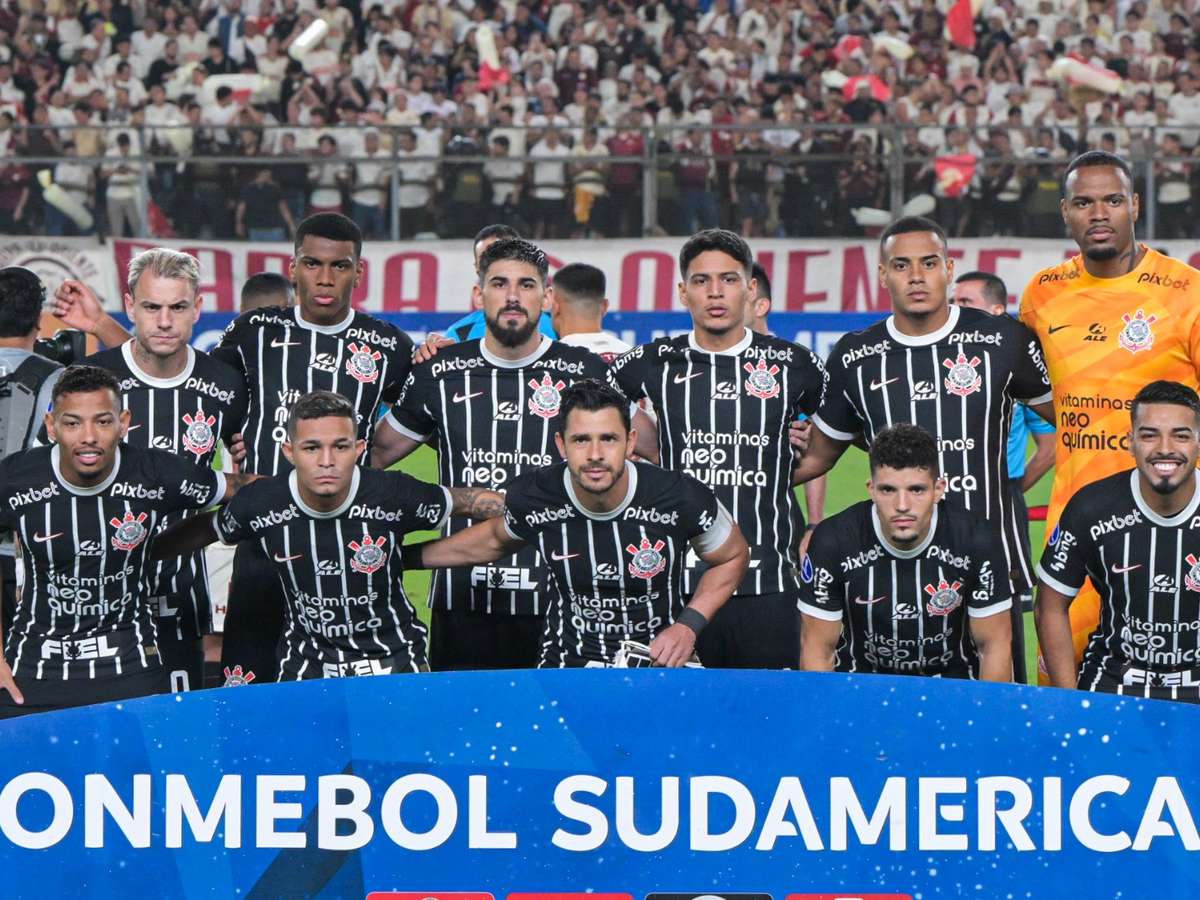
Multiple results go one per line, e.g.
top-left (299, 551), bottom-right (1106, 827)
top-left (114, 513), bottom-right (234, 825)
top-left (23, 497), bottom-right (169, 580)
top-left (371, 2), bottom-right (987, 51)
top-left (933, 476), bottom-right (946, 503)
top-left (44, 411), bottom-right (57, 444)
top-left (601, 296), bottom-right (609, 316)
top-left (676, 279), bottom-right (689, 308)
top-left (944, 254), bottom-right (954, 283)
top-left (118, 408), bottom-right (131, 434)
top-left (1131, 191), bottom-right (1140, 223)
top-left (287, 255), bottom-right (298, 283)
top-left (355, 438), bottom-right (366, 459)
top-left (353, 257), bottom-right (364, 286)
top-left (625, 426), bottom-right (637, 459)
top-left (1059, 197), bottom-right (1069, 225)
top-left (122, 292), bottom-right (135, 318)
top-left (554, 430), bottom-right (566, 459)
top-left (282, 440), bottom-right (294, 465)
top-left (471, 281), bottom-right (483, 311)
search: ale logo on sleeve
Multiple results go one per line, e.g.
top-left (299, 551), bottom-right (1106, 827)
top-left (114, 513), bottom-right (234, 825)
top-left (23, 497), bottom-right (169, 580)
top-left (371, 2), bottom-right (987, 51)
top-left (346, 342), bottom-right (383, 383)
top-left (941, 352), bottom-right (982, 397)
top-left (743, 358), bottom-right (781, 399)
top-left (109, 511), bottom-right (149, 551)
top-left (1118, 308), bottom-right (1157, 353)
top-left (181, 407), bottom-right (217, 460)
top-left (348, 533), bottom-right (388, 574)
top-left (528, 373), bottom-right (567, 418)
top-left (924, 579), bottom-right (964, 616)
top-left (626, 537), bottom-right (667, 580)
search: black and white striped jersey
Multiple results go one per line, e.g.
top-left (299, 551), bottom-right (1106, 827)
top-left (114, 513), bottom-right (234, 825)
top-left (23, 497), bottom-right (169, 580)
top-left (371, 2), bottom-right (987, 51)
top-left (607, 328), bottom-right (826, 596)
top-left (84, 342), bottom-right (246, 639)
top-left (815, 305), bottom-right (1052, 594)
top-left (214, 467), bottom-right (451, 680)
top-left (503, 460), bottom-right (733, 667)
top-left (211, 305), bottom-right (413, 476)
top-left (1037, 468), bottom-right (1200, 703)
top-left (800, 499), bottom-right (1011, 678)
top-left (386, 337), bottom-right (610, 616)
top-left (0, 444), bottom-right (225, 680)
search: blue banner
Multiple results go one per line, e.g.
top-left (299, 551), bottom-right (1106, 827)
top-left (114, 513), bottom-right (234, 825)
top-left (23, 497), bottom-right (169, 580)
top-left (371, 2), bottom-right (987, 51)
top-left (1, 671), bottom-right (1197, 897)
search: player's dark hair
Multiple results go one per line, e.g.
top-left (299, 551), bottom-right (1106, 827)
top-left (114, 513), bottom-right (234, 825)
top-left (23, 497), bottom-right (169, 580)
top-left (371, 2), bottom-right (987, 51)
top-left (473, 223), bottom-right (520, 245)
top-left (241, 272), bottom-right (294, 310)
top-left (955, 270), bottom-right (1007, 307)
top-left (0, 266), bottom-right (46, 338)
top-left (679, 228), bottom-right (754, 279)
top-left (294, 212), bottom-right (363, 259)
top-left (879, 216), bottom-right (947, 259)
top-left (558, 378), bottom-right (631, 435)
top-left (286, 390), bottom-right (357, 441)
top-left (1062, 150), bottom-right (1134, 195)
top-left (869, 424), bottom-right (940, 476)
top-left (51, 364), bottom-right (121, 407)
top-left (1131, 380), bottom-right (1200, 427)
top-left (478, 238), bottom-right (549, 285)
top-left (552, 262), bottom-right (605, 305)
top-left (751, 261), bottom-right (772, 301)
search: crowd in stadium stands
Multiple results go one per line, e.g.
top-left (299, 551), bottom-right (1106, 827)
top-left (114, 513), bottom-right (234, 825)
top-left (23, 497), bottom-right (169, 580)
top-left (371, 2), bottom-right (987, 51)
top-left (0, 0), bottom-right (1198, 240)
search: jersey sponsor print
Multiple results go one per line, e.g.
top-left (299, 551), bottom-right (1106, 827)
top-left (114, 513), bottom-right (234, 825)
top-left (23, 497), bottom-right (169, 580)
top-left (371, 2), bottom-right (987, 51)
top-left (815, 304), bottom-right (1052, 594)
top-left (608, 329), bottom-right (826, 596)
top-left (0, 444), bottom-right (225, 680)
top-left (386, 337), bottom-right (610, 616)
top-left (800, 500), bottom-right (1012, 677)
top-left (503, 461), bottom-right (732, 667)
top-left (1037, 468), bottom-right (1200, 701)
top-left (214, 467), bottom-right (451, 679)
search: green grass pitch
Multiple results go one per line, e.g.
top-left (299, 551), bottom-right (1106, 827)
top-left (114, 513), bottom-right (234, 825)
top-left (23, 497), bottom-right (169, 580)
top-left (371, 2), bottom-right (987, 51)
top-left (393, 446), bottom-right (1052, 684)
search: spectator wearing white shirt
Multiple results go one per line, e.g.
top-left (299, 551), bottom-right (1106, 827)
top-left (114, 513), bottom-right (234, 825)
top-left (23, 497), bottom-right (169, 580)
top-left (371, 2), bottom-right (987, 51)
top-left (1168, 72), bottom-right (1200, 147)
top-left (102, 133), bottom-right (143, 238)
top-left (307, 134), bottom-right (350, 213)
top-left (395, 128), bottom-right (436, 238)
top-left (177, 15), bottom-right (210, 63)
top-left (132, 17), bottom-right (169, 67)
top-left (109, 61), bottom-right (148, 109)
top-left (483, 133), bottom-right (525, 216)
top-left (528, 126), bottom-right (569, 238)
top-left (350, 129), bottom-right (390, 239)
top-left (570, 126), bottom-right (609, 237)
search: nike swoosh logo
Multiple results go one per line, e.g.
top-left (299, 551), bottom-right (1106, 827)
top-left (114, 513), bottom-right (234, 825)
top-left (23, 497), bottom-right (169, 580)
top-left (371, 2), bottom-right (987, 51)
top-left (1048, 324), bottom-right (1071, 334)
top-left (869, 378), bottom-right (898, 391)
top-left (453, 391), bottom-right (483, 402)
top-left (1111, 563), bottom-right (1142, 574)
top-left (271, 339), bottom-right (300, 348)
top-left (673, 372), bottom-right (704, 383)
top-left (274, 553), bottom-right (303, 562)
top-left (854, 595), bottom-right (887, 605)
top-left (33, 532), bottom-right (62, 543)
top-left (550, 552), bottom-right (579, 560)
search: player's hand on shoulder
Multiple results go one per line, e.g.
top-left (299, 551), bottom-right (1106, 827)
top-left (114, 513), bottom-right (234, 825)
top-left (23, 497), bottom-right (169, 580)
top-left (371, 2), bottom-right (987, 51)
top-left (649, 622), bottom-right (698, 668)
top-left (788, 419), bottom-right (812, 457)
top-left (413, 332), bottom-right (453, 365)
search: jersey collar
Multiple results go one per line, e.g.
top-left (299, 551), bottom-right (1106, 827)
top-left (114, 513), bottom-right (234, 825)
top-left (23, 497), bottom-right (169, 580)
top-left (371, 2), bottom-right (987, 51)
top-left (294, 304), bottom-right (355, 335)
top-left (288, 467), bottom-right (361, 519)
top-left (1130, 468), bottom-right (1200, 527)
top-left (121, 340), bottom-right (196, 388)
top-left (51, 445), bottom-right (122, 496)
top-left (872, 504), bottom-right (939, 559)
top-left (885, 303), bottom-right (960, 347)
top-left (480, 334), bottom-right (551, 369)
top-left (562, 460), bottom-right (638, 520)
top-left (687, 327), bottom-right (753, 356)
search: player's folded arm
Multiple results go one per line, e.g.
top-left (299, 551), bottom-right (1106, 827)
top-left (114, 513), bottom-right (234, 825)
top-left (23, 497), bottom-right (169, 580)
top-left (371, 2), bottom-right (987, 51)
top-left (402, 516), bottom-right (526, 570)
top-left (150, 510), bottom-right (221, 560)
top-left (793, 419), bottom-right (852, 484)
top-left (969, 605), bottom-right (1013, 682)
top-left (370, 412), bottom-right (428, 468)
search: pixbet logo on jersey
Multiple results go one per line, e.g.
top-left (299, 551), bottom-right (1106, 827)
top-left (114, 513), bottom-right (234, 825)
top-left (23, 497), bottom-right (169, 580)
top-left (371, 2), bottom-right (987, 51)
top-left (348, 534), bottom-right (388, 574)
top-left (109, 511), bottom-right (149, 551)
top-left (528, 374), bottom-right (566, 418)
top-left (626, 537), bottom-right (667, 580)
top-left (743, 358), bottom-right (781, 399)
top-left (942, 352), bottom-right (982, 397)
top-left (346, 342), bottom-right (382, 383)
top-left (924, 579), bottom-right (963, 616)
top-left (181, 408), bottom-right (216, 460)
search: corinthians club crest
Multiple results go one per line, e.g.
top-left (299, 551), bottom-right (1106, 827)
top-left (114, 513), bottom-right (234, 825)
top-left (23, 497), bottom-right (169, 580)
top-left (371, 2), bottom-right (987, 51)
top-left (348, 534), bottom-right (388, 574)
top-left (626, 537), bottom-right (667, 580)
top-left (942, 352), bottom-right (982, 397)
top-left (1119, 309), bottom-right (1157, 353)
top-left (345, 342), bottom-right (382, 383)
top-left (743, 359), bottom-right (781, 399)
top-left (924, 579), bottom-right (963, 616)
top-left (181, 408), bottom-right (216, 460)
top-left (1186, 554), bottom-right (1200, 593)
top-left (528, 373), bottom-right (566, 419)
top-left (109, 511), bottom-right (149, 551)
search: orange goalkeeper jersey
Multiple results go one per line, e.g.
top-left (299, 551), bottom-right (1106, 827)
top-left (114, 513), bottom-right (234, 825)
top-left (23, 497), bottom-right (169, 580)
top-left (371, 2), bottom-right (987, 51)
top-left (1020, 246), bottom-right (1200, 534)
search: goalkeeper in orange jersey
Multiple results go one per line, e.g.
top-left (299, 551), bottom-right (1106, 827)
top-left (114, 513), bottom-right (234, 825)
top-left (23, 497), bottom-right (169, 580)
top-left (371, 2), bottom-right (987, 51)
top-left (1020, 150), bottom-right (1200, 680)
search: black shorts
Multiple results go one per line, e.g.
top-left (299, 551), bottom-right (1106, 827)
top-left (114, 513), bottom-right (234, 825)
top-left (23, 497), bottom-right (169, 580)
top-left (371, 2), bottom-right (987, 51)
top-left (157, 623), bottom-right (204, 693)
top-left (429, 606), bottom-right (543, 670)
top-left (695, 590), bottom-right (800, 669)
top-left (0, 554), bottom-right (14, 647)
top-left (0, 666), bottom-right (169, 718)
top-left (220, 541), bottom-right (286, 685)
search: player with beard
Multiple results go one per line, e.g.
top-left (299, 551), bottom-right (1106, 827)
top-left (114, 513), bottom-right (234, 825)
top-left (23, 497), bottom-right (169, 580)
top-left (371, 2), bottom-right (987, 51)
top-left (371, 239), bottom-right (614, 670)
top-left (1037, 381), bottom-right (1200, 703)
top-left (607, 229), bottom-right (828, 669)
top-left (1021, 151), bottom-right (1200, 681)
top-left (402, 380), bottom-right (749, 667)
top-left (800, 424), bottom-right (1013, 680)
top-left (208, 213), bottom-right (415, 685)
top-left (0, 366), bottom-right (254, 715)
top-left (794, 216), bottom-right (1054, 681)
top-left (151, 391), bottom-right (505, 679)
